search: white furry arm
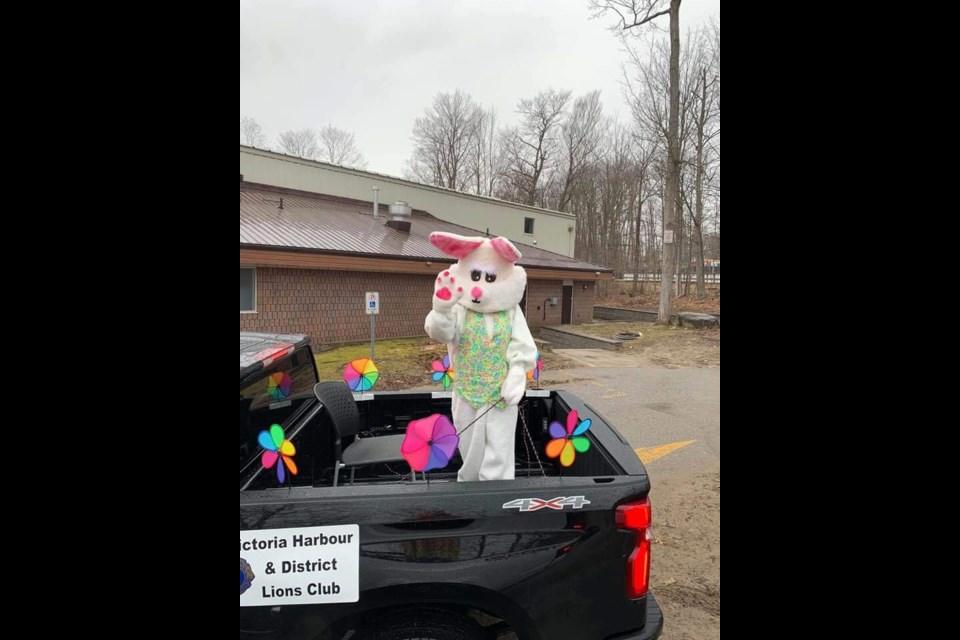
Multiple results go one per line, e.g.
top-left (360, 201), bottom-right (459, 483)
top-left (424, 308), bottom-right (459, 344)
top-left (501, 305), bottom-right (538, 405)
top-left (425, 269), bottom-right (464, 344)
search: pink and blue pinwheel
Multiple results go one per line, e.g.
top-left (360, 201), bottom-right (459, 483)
top-left (401, 414), bottom-right (459, 472)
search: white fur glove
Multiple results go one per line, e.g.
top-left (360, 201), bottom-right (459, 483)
top-left (432, 269), bottom-right (464, 312)
top-left (500, 367), bottom-right (527, 406)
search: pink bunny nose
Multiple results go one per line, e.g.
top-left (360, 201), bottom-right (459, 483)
top-left (471, 287), bottom-right (483, 299)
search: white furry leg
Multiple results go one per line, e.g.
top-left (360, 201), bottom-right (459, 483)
top-left (453, 395), bottom-right (484, 482)
top-left (454, 397), bottom-right (519, 482)
top-left (478, 405), bottom-right (518, 481)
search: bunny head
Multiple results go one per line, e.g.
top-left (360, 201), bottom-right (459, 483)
top-left (429, 231), bottom-right (527, 313)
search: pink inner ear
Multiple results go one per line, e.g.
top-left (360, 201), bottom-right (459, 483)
top-left (491, 237), bottom-right (522, 263)
top-left (430, 232), bottom-right (484, 259)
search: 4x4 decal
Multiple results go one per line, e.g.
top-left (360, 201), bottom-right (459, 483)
top-left (503, 496), bottom-right (592, 512)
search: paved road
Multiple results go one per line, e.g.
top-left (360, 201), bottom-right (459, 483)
top-left (411, 352), bottom-right (721, 478)
top-left (543, 355), bottom-right (720, 480)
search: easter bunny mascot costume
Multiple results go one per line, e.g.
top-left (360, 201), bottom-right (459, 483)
top-left (424, 232), bottom-right (537, 481)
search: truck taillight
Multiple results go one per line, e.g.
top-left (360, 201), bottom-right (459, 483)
top-left (616, 498), bottom-right (652, 599)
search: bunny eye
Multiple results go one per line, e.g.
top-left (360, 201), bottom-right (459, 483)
top-left (471, 270), bottom-right (481, 281)
top-left (485, 273), bottom-right (497, 283)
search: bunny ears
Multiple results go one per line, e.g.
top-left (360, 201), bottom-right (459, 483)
top-left (429, 232), bottom-right (523, 263)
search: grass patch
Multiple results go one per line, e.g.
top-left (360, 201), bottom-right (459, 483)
top-left (314, 337), bottom-right (447, 391)
top-left (315, 336), bottom-right (577, 391)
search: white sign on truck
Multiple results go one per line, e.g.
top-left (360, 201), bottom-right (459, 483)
top-left (240, 525), bottom-right (360, 607)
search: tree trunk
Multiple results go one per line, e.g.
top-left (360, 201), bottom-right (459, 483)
top-left (633, 186), bottom-right (642, 293)
top-left (683, 200), bottom-right (691, 297)
top-left (676, 188), bottom-right (684, 298)
top-left (695, 67), bottom-right (707, 299)
top-left (679, 215), bottom-right (686, 297)
top-left (696, 226), bottom-right (706, 297)
top-left (657, 0), bottom-right (682, 324)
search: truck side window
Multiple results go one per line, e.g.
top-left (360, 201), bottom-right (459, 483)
top-left (239, 349), bottom-right (318, 471)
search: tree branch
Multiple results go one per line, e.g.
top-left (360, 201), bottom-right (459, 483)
top-left (624, 8), bottom-right (671, 29)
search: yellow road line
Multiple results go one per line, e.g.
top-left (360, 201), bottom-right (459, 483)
top-left (588, 379), bottom-right (626, 399)
top-left (635, 440), bottom-right (696, 464)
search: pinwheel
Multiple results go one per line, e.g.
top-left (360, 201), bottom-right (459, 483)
top-left (431, 354), bottom-right (455, 390)
top-left (401, 414), bottom-right (459, 472)
top-left (344, 358), bottom-right (379, 392)
top-left (527, 352), bottom-right (544, 385)
top-left (546, 409), bottom-right (592, 468)
top-left (267, 372), bottom-right (292, 400)
top-left (258, 423), bottom-right (298, 485)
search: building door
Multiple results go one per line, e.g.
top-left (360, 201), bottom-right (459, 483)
top-left (561, 285), bottom-right (573, 324)
top-left (520, 287), bottom-right (527, 316)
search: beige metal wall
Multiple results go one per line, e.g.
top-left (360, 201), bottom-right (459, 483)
top-left (240, 146), bottom-right (577, 257)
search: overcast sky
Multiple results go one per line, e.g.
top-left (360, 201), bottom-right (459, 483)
top-left (240, 0), bottom-right (719, 177)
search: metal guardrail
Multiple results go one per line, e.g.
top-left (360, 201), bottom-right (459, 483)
top-left (617, 272), bottom-right (721, 283)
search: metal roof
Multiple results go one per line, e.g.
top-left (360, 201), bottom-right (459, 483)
top-left (240, 144), bottom-right (575, 220)
top-left (240, 183), bottom-right (611, 273)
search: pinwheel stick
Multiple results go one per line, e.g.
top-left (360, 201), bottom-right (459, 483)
top-left (412, 398), bottom-right (505, 487)
top-left (456, 397), bottom-right (506, 437)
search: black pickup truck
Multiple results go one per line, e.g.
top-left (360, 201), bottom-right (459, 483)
top-left (240, 332), bottom-right (663, 640)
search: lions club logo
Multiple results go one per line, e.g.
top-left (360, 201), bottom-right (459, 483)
top-left (240, 558), bottom-right (255, 596)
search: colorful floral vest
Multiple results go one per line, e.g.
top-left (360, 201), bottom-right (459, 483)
top-left (455, 310), bottom-right (512, 409)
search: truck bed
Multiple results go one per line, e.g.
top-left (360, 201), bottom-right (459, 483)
top-left (240, 390), bottom-right (655, 640)
top-left (240, 390), bottom-right (646, 491)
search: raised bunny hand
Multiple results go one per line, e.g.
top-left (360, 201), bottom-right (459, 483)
top-left (432, 269), bottom-right (464, 312)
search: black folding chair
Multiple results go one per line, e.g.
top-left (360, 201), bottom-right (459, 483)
top-left (314, 381), bottom-right (408, 486)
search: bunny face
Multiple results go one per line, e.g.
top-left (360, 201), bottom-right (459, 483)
top-left (430, 232), bottom-right (527, 314)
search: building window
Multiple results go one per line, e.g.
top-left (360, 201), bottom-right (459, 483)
top-left (240, 267), bottom-right (256, 312)
top-left (524, 217), bottom-right (535, 234)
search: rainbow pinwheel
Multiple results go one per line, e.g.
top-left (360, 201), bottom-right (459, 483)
top-left (527, 352), bottom-right (544, 381)
top-left (546, 409), bottom-right (592, 468)
top-left (344, 358), bottom-right (379, 392)
top-left (267, 372), bottom-right (293, 400)
top-left (258, 424), bottom-right (298, 484)
top-left (431, 354), bottom-right (455, 390)
top-left (401, 414), bottom-right (459, 472)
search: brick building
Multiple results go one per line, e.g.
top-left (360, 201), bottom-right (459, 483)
top-left (240, 181), bottom-right (611, 345)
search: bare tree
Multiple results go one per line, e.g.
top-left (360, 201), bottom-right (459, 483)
top-left (596, 125), bottom-right (636, 280)
top-left (592, 0), bottom-right (682, 324)
top-left (468, 106), bottom-right (509, 197)
top-left (570, 123), bottom-right (642, 288)
top-left (506, 88), bottom-right (572, 207)
top-left (318, 125), bottom-right (367, 168)
top-left (277, 129), bottom-right (319, 159)
top-left (629, 143), bottom-right (656, 292)
top-left (557, 91), bottom-right (606, 212)
top-left (687, 30), bottom-right (720, 298)
top-left (406, 90), bottom-right (481, 190)
top-left (240, 116), bottom-right (268, 148)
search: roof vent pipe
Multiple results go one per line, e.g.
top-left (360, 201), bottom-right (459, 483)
top-left (389, 201), bottom-right (412, 220)
top-left (386, 201), bottom-right (412, 233)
